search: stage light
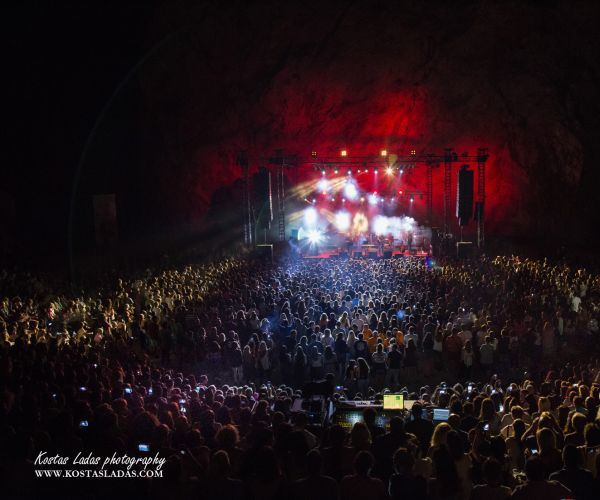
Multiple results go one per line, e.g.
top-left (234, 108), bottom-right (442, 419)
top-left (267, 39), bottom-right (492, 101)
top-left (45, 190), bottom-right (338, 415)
top-left (400, 168), bottom-right (404, 174)
top-left (360, 196), bottom-right (365, 203)
top-left (331, 197), bottom-right (336, 202)
top-left (321, 169), bottom-right (326, 175)
top-left (312, 198), bottom-right (316, 204)
top-left (322, 191), bottom-right (327, 196)
top-left (374, 167), bottom-right (379, 174)
top-left (317, 178), bottom-right (329, 192)
top-left (357, 168), bottom-right (361, 173)
top-left (398, 190), bottom-right (403, 195)
top-left (334, 168), bottom-right (339, 174)
top-left (364, 168), bottom-right (369, 173)
top-left (410, 149), bottom-right (416, 155)
top-left (386, 167), bottom-right (394, 175)
top-left (344, 181), bottom-right (359, 200)
top-left (391, 197), bottom-right (395, 202)
top-left (341, 149), bottom-right (347, 157)
top-left (368, 193), bottom-right (379, 205)
top-left (311, 151), bottom-right (318, 158)
top-left (347, 169), bottom-right (352, 175)
top-left (410, 196), bottom-right (414, 203)
top-left (308, 229), bottom-right (323, 244)
top-left (381, 149), bottom-right (387, 157)
top-left (335, 211), bottom-right (351, 232)
top-left (380, 197), bottom-right (384, 203)
top-left (304, 207), bottom-right (318, 226)
top-left (342, 198), bottom-right (346, 202)
top-left (373, 216), bottom-right (388, 235)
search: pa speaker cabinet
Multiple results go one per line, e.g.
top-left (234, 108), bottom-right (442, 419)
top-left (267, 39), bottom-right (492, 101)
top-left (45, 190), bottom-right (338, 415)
top-left (456, 241), bottom-right (473, 259)
top-left (456, 166), bottom-right (474, 226)
top-left (255, 244), bottom-right (273, 263)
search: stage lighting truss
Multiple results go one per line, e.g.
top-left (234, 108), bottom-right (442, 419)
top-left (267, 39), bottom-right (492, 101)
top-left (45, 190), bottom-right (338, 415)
top-left (308, 188), bottom-right (427, 204)
top-left (313, 162), bottom-right (415, 175)
top-left (287, 149), bottom-right (482, 174)
top-left (266, 148), bottom-right (488, 245)
top-left (312, 193), bottom-right (424, 204)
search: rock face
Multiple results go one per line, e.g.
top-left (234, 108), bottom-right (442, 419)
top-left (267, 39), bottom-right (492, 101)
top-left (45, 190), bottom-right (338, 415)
top-left (106, 1), bottom-right (600, 243)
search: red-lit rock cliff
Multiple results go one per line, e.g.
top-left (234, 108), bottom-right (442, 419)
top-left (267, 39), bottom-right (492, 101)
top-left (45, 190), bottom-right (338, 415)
top-left (133, 0), bottom-right (600, 242)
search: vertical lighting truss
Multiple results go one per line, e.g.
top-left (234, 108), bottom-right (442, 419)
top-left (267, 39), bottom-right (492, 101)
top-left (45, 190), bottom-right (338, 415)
top-left (443, 148), bottom-right (454, 235)
top-left (274, 149), bottom-right (286, 242)
top-left (476, 148), bottom-right (488, 249)
top-left (237, 151), bottom-right (252, 246)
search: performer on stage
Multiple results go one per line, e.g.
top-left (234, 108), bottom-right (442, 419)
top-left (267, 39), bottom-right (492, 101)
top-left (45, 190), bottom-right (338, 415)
top-left (345, 235), bottom-right (353, 255)
top-left (377, 234), bottom-right (385, 256)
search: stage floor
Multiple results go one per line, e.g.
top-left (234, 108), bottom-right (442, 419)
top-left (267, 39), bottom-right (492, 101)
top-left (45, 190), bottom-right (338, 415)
top-left (303, 249), bottom-right (430, 259)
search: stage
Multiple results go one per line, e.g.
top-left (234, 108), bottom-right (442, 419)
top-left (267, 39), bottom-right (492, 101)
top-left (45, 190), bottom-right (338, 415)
top-left (302, 248), bottom-right (430, 259)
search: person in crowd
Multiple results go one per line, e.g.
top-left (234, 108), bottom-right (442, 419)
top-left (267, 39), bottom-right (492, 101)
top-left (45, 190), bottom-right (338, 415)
top-left (371, 343), bottom-right (387, 390)
top-left (479, 336), bottom-right (495, 379)
top-left (386, 342), bottom-right (402, 389)
top-left (461, 339), bottom-right (474, 379)
top-left (548, 444), bottom-right (596, 500)
top-left (470, 458), bottom-right (512, 500)
top-left (309, 345), bottom-right (324, 380)
top-left (406, 402), bottom-right (435, 455)
top-left (480, 398), bottom-right (502, 436)
top-left (511, 456), bottom-right (572, 500)
top-left (321, 425), bottom-right (354, 482)
top-left (428, 445), bottom-right (460, 500)
top-left (205, 450), bottom-right (245, 500)
top-left (356, 357), bottom-right (370, 396)
top-left (372, 416), bottom-right (417, 481)
top-left (388, 447), bottom-right (428, 500)
top-left (293, 449), bottom-right (338, 500)
top-left (404, 338), bottom-right (419, 381)
top-left (339, 451), bottom-right (387, 500)
top-left (536, 427), bottom-right (563, 477)
top-left (506, 419), bottom-right (527, 471)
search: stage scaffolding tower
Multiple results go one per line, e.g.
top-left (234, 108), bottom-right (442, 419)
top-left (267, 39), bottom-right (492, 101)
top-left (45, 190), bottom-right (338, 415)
top-left (238, 151), bottom-right (253, 246)
top-left (476, 148), bottom-right (488, 249)
top-left (274, 149), bottom-right (286, 242)
top-left (426, 163), bottom-right (433, 225)
top-left (443, 148), bottom-right (455, 235)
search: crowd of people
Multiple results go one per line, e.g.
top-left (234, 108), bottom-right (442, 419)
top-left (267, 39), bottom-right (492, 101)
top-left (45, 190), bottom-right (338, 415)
top-left (1, 253), bottom-right (600, 499)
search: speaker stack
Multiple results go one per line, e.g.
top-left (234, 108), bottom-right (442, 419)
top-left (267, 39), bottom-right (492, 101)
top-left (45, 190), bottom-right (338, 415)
top-left (254, 167), bottom-right (273, 230)
top-left (456, 166), bottom-right (474, 227)
top-left (255, 244), bottom-right (273, 263)
top-left (456, 241), bottom-right (473, 259)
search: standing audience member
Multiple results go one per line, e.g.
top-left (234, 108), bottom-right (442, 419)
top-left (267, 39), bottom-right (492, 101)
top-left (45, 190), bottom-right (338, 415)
top-left (339, 451), bottom-right (387, 500)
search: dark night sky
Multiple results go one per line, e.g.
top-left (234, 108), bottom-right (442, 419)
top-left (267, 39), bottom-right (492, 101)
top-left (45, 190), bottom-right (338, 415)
top-left (3, 1), bottom-right (154, 262)
top-left (3, 0), bottom-right (600, 269)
